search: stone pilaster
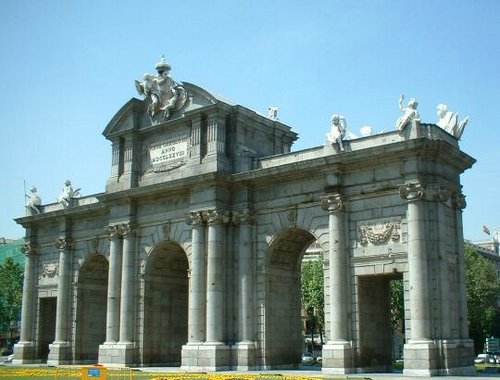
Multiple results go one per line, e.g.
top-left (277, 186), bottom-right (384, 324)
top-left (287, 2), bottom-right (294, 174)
top-left (13, 242), bottom-right (37, 364)
top-left (400, 182), bottom-right (437, 375)
top-left (99, 225), bottom-right (123, 364)
top-left (233, 209), bottom-right (256, 369)
top-left (320, 194), bottom-right (354, 374)
top-left (47, 237), bottom-right (73, 365)
top-left (448, 191), bottom-right (475, 374)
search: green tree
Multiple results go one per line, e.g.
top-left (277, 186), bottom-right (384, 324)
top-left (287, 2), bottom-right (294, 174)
top-left (389, 278), bottom-right (405, 333)
top-left (464, 245), bottom-right (500, 353)
top-left (301, 255), bottom-right (324, 346)
top-left (0, 256), bottom-right (24, 347)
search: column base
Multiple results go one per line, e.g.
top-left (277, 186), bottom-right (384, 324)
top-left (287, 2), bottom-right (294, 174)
top-left (47, 341), bottom-right (72, 366)
top-left (232, 341), bottom-right (256, 370)
top-left (97, 342), bottom-right (138, 367)
top-left (181, 343), bottom-right (230, 371)
top-left (12, 341), bottom-right (35, 364)
top-left (321, 341), bottom-right (354, 374)
top-left (403, 340), bottom-right (438, 376)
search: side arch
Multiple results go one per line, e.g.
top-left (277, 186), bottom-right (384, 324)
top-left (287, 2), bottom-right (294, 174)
top-left (142, 241), bottom-right (189, 366)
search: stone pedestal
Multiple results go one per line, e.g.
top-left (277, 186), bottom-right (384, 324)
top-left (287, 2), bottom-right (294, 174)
top-left (439, 339), bottom-right (475, 376)
top-left (98, 342), bottom-right (137, 366)
top-left (103, 342), bottom-right (138, 366)
top-left (12, 341), bottom-right (35, 364)
top-left (403, 340), bottom-right (437, 376)
top-left (233, 341), bottom-right (256, 370)
top-left (199, 343), bottom-right (230, 371)
top-left (47, 341), bottom-right (72, 365)
top-left (321, 341), bottom-right (354, 374)
top-left (181, 343), bottom-right (230, 371)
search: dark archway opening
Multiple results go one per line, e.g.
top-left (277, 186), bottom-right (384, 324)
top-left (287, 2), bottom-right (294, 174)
top-left (75, 255), bottom-right (108, 363)
top-left (37, 297), bottom-right (56, 362)
top-left (265, 228), bottom-right (316, 368)
top-left (143, 242), bottom-right (188, 366)
top-left (357, 273), bottom-right (404, 372)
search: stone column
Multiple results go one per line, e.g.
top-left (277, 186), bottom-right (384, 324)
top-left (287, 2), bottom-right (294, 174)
top-left (182, 211), bottom-right (207, 370)
top-left (400, 183), bottom-right (431, 341)
top-left (48, 237), bottom-right (73, 365)
top-left (320, 194), bottom-right (353, 374)
top-left (118, 224), bottom-right (135, 343)
top-left (105, 225), bottom-right (123, 342)
top-left (233, 209), bottom-right (256, 369)
top-left (186, 212), bottom-right (206, 344)
top-left (202, 209), bottom-right (230, 370)
top-left (13, 242), bottom-right (37, 364)
top-left (205, 209), bottom-right (229, 344)
top-left (99, 225), bottom-right (123, 364)
top-left (115, 223), bottom-right (138, 365)
top-left (400, 183), bottom-right (436, 376)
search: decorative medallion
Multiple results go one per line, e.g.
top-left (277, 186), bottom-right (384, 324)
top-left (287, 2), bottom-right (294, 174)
top-left (42, 263), bottom-right (59, 278)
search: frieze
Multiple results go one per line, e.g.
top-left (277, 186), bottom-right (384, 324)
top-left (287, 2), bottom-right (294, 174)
top-left (233, 209), bottom-right (255, 225)
top-left (358, 218), bottom-right (401, 247)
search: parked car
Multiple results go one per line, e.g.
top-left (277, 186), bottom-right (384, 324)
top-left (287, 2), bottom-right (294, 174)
top-left (474, 353), bottom-right (490, 363)
top-left (302, 353), bottom-right (316, 365)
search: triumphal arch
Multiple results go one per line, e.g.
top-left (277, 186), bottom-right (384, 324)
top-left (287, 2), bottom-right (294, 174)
top-left (14, 58), bottom-right (475, 375)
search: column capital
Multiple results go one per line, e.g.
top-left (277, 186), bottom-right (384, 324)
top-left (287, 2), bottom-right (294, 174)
top-left (451, 191), bottom-right (467, 210)
top-left (54, 237), bottom-right (71, 251)
top-left (400, 182), bottom-right (425, 202)
top-left (185, 211), bottom-right (204, 226)
top-left (21, 242), bottom-right (36, 255)
top-left (321, 193), bottom-right (346, 213)
top-left (233, 209), bottom-right (255, 225)
top-left (118, 223), bottom-right (136, 237)
top-left (204, 209), bottom-right (231, 226)
top-left (104, 225), bottom-right (120, 240)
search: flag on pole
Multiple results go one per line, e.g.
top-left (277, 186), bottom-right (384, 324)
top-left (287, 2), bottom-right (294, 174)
top-left (483, 225), bottom-right (491, 235)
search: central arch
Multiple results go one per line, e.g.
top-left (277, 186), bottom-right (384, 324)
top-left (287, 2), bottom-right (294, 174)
top-left (143, 242), bottom-right (189, 366)
top-left (265, 228), bottom-right (317, 368)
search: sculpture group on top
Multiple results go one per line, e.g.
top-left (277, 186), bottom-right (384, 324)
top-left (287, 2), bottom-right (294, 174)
top-left (25, 179), bottom-right (82, 215)
top-left (326, 93), bottom-right (470, 150)
top-left (135, 56), bottom-right (188, 123)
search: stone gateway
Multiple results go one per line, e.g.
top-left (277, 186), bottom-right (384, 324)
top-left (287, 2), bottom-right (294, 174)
top-left (14, 59), bottom-right (475, 376)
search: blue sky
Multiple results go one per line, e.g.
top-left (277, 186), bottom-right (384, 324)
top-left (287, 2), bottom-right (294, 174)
top-left (0, 1), bottom-right (499, 242)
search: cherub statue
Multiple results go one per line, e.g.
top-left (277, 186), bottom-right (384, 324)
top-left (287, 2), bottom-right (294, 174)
top-left (436, 103), bottom-right (469, 139)
top-left (396, 94), bottom-right (419, 132)
top-left (58, 180), bottom-right (81, 208)
top-left (326, 114), bottom-right (347, 151)
top-left (26, 186), bottom-right (42, 214)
